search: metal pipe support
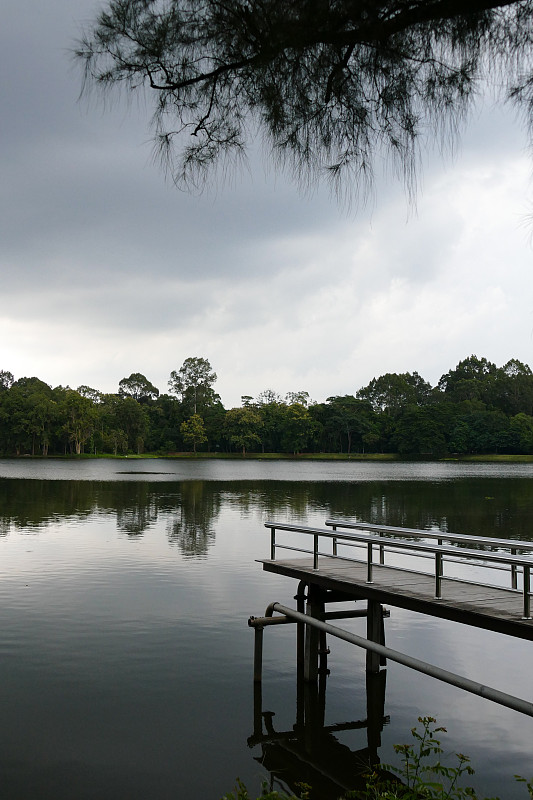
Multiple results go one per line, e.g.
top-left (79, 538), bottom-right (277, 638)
top-left (268, 602), bottom-right (533, 717)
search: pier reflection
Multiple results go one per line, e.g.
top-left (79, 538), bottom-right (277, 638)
top-left (250, 669), bottom-right (390, 799)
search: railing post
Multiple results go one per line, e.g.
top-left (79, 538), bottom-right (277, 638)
top-left (367, 542), bottom-right (373, 584)
top-left (270, 528), bottom-right (276, 560)
top-left (511, 549), bottom-right (517, 590)
top-left (379, 531), bottom-right (385, 565)
top-left (332, 524), bottom-right (337, 556)
top-left (523, 565), bottom-right (531, 620)
top-left (435, 550), bottom-right (443, 599)
top-left (313, 533), bottom-right (319, 570)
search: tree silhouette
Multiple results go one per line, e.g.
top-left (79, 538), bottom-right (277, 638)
top-left (77, 0), bottom-right (533, 200)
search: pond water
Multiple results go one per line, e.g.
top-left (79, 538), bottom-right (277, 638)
top-left (0, 458), bottom-right (532, 799)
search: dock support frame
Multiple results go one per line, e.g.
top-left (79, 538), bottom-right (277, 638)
top-left (366, 599), bottom-right (386, 674)
top-left (252, 602), bottom-right (533, 718)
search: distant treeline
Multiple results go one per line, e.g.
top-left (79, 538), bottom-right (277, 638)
top-left (1, 354), bottom-right (532, 457)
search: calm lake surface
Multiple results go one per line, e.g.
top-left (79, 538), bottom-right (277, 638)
top-left (0, 458), bottom-right (532, 799)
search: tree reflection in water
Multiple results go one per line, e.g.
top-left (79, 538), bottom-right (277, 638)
top-left (166, 481), bottom-right (221, 557)
top-left (0, 473), bottom-right (532, 546)
top-left (116, 483), bottom-right (159, 537)
top-left (0, 468), bottom-right (531, 796)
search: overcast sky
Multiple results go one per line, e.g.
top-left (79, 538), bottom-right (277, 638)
top-left (2, 0), bottom-right (533, 408)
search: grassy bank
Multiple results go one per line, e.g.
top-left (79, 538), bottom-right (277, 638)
top-left (164, 452), bottom-right (533, 462)
top-left (161, 452), bottom-right (400, 460)
top-left (11, 452), bottom-right (533, 462)
top-left (17, 452), bottom-right (400, 461)
top-left (442, 453), bottom-right (533, 463)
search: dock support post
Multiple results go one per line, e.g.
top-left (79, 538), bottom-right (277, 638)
top-left (296, 581), bottom-right (307, 676)
top-left (253, 679), bottom-right (263, 739)
top-left (304, 584), bottom-right (325, 682)
top-left (366, 599), bottom-right (385, 674)
top-left (366, 669), bottom-right (387, 758)
top-left (253, 624), bottom-right (264, 682)
top-left (296, 581), bottom-right (307, 730)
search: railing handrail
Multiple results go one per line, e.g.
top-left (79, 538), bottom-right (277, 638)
top-left (264, 521), bottom-right (533, 568)
top-left (324, 519), bottom-right (533, 553)
top-left (264, 520), bottom-right (533, 617)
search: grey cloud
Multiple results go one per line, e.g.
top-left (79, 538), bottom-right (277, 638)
top-left (1, 0), bottom-right (532, 404)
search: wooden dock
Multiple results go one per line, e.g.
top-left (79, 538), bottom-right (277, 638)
top-left (260, 555), bottom-right (533, 641)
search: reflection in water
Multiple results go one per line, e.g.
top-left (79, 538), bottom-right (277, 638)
top-left (0, 478), bottom-right (96, 531)
top-left (298, 478), bottom-right (533, 540)
top-left (223, 484), bottom-right (315, 522)
top-left (0, 475), bottom-right (533, 543)
top-left (166, 481), bottom-right (221, 557)
top-left (0, 466), bottom-right (531, 798)
top-left (250, 666), bottom-right (391, 799)
top-left (116, 483), bottom-right (159, 536)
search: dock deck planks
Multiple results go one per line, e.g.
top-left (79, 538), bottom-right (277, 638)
top-left (259, 556), bottom-right (533, 640)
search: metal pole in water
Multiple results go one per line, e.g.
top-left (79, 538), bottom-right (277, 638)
top-left (296, 581), bottom-right (306, 676)
top-left (304, 584), bottom-right (323, 682)
top-left (366, 600), bottom-right (382, 674)
top-left (253, 625), bottom-right (264, 682)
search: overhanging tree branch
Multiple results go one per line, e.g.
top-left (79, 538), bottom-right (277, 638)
top-left (75, 0), bottom-right (533, 198)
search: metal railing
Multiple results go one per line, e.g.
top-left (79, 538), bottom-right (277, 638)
top-left (325, 519), bottom-right (533, 591)
top-left (264, 520), bottom-right (533, 619)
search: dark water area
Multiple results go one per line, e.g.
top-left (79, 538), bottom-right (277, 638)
top-left (0, 459), bottom-right (531, 799)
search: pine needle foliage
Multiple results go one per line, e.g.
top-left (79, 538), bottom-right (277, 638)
top-left (76, 0), bottom-right (533, 201)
